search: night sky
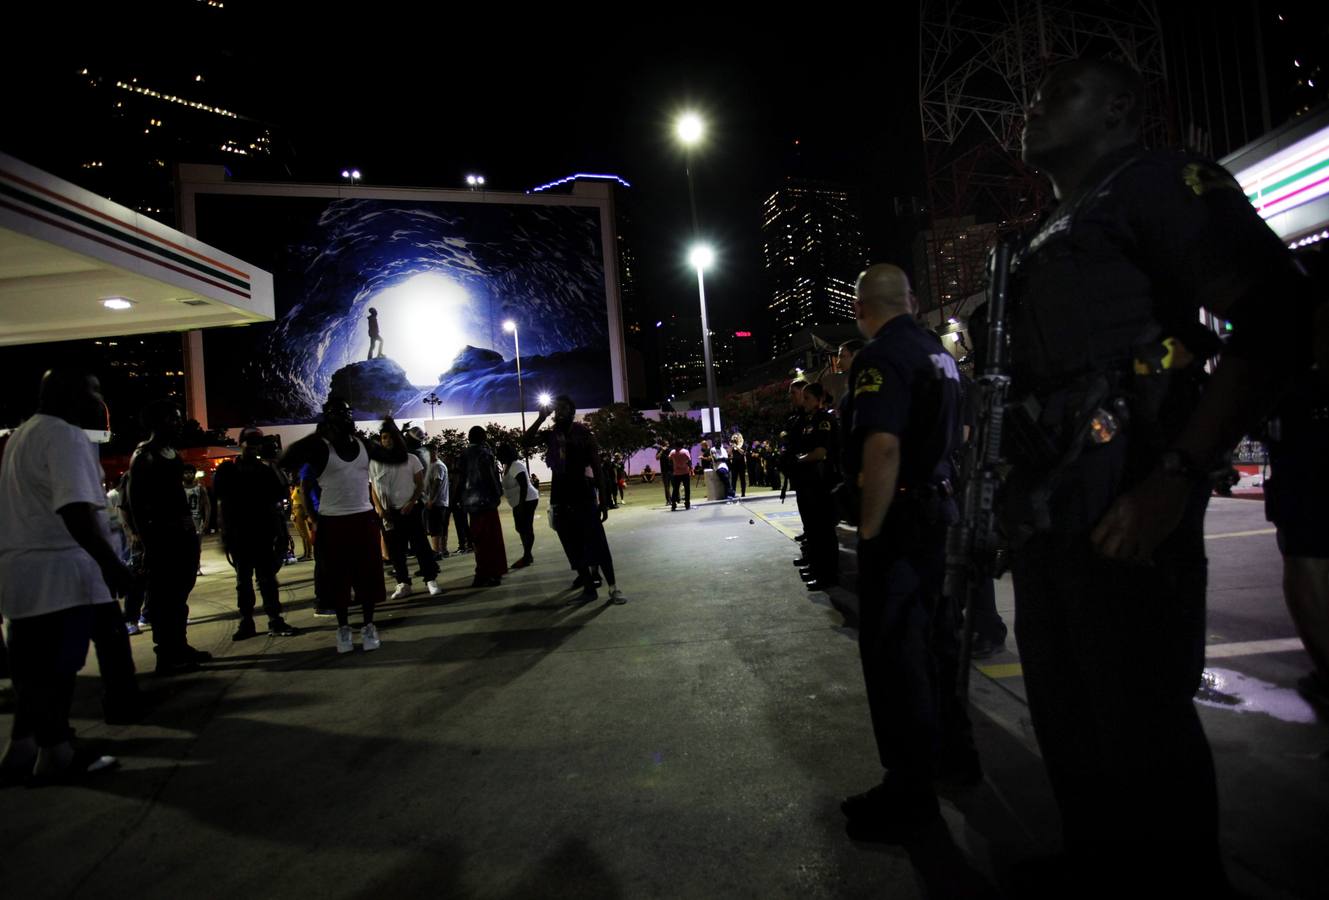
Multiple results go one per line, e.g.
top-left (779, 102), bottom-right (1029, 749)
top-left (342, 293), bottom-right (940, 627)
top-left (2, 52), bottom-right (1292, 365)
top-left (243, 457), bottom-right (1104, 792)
top-left (7, 2), bottom-right (1326, 350)
top-left (6, 6), bottom-right (924, 344)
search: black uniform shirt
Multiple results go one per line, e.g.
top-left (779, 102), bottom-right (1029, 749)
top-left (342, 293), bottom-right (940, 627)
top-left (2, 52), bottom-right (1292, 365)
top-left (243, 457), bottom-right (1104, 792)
top-left (843, 315), bottom-right (962, 492)
top-left (779, 411), bottom-right (805, 475)
top-left (801, 409), bottom-right (840, 482)
top-left (1010, 145), bottom-right (1302, 391)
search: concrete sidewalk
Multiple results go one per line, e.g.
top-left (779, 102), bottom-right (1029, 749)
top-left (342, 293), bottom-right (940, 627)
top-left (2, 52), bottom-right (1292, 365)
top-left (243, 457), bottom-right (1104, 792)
top-left (1, 483), bottom-right (1324, 898)
top-left (755, 492), bottom-right (1329, 898)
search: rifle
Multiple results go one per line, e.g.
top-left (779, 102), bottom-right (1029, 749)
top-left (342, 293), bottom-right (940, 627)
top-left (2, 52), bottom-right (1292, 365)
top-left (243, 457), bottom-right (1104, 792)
top-left (945, 234), bottom-right (1016, 700)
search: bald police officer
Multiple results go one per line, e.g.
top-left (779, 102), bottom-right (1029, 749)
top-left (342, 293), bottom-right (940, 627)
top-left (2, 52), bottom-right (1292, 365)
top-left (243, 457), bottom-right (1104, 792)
top-left (1005, 58), bottom-right (1319, 891)
top-left (839, 264), bottom-right (975, 842)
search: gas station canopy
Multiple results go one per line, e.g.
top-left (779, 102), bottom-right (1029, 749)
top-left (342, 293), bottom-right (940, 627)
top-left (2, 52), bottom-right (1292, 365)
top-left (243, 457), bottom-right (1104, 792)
top-left (0, 151), bottom-right (272, 346)
top-left (1223, 106), bottom-right (1329, 247)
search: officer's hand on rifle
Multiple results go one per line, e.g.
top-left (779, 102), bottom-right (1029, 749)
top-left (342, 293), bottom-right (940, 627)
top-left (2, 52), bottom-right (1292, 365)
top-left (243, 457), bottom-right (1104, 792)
top-left (1089, 469), bottom-right (1191, 563)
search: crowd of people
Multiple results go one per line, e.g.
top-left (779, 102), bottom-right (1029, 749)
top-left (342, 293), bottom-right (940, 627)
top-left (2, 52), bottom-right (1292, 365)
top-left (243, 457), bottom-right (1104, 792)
top-left (2, 57), bottom-right (1328, 897)
top-left (648, 436), bottom-right (785, 509)
top-left (0, 382), bottom-right (626, 781)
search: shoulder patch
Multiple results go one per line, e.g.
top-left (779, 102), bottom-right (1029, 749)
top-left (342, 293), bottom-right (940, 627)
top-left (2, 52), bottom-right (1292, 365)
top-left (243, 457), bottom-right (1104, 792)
top-left (854, 367), bottom-right (883, 396)
top-left (1182, 162), bottom-right (1240, 197)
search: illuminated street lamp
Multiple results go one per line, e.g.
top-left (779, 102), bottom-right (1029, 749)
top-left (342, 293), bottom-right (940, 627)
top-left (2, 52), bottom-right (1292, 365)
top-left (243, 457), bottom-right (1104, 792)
top-left (674, 111), bottom-right (720, 432)
top-left (341, 169), bottom-right (361, 185)
top-left (675, 112), bottom-right (704, 148)
top-left (466, 174), bottom-right (486, 191)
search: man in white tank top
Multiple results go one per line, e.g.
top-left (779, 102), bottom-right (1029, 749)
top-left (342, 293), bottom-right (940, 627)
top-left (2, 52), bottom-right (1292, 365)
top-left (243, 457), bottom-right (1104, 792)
top-left (280, 398), bottom-right (409, 654)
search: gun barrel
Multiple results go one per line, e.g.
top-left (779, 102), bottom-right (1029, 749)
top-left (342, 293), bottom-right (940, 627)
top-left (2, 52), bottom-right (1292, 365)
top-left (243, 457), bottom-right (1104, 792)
top-left (984, 236), bottom-right (1015, 377)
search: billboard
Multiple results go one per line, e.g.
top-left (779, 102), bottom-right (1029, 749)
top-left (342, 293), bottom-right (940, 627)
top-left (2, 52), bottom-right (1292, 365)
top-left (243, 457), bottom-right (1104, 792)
top-left (186, 185), bottom-right (620, 426)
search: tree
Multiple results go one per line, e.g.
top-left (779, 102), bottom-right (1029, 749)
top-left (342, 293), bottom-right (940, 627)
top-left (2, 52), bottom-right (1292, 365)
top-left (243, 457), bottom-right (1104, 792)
top-left (584, 403), bottom-right (655, 464)
top-left (428, 428), bottom-right (467, 465)
top-left (485, 422), bottom-right (525, 455)
top-left (652, 413), bottom-right (702, 452)
top-left (721, 381), bottom-right (794, 444)
top-left (177, 418), bottom-right (238, 449)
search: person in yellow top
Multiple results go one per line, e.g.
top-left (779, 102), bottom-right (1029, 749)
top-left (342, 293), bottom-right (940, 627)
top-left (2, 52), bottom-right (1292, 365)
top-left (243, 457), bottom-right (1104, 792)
top-left (289, 482), bottom-right (312, 561)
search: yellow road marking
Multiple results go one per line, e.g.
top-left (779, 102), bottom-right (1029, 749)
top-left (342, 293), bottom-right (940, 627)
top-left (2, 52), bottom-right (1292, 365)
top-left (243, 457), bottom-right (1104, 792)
top-left (748, 505), bottom-right (803, 540)
top-left (977, 662), bottom-right (1024, 679)
top-left (976, 637), bottom-right (1304, 681)
top-left (1204, 528), bottom-right (1277, 540)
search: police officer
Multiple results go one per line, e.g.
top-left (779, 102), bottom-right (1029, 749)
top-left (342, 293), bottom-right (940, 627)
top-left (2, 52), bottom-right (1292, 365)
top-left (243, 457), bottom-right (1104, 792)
top-left (1005, 58), bottom-right (1318, 891)
top-left (781, 382), bottom-right (810, 557)
top-left (838, 263), bottom-right (973, 842)
top-left (795, 382), bottom-right (840, 590)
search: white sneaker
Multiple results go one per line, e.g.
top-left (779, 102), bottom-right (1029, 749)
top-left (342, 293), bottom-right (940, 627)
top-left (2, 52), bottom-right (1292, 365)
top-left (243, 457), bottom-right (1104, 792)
top-left (361, 623), bottom-right (381, 652)
top-left (427, 580), bottom-right (442, 596)
top-left (391, 583), bottom-right (411, 600)
top-left (336, 625), bottom-right (354, 654)
top-left (609, 588), bottom-right (627, 605)
top-left (126, 621), bottom-right (141, 635)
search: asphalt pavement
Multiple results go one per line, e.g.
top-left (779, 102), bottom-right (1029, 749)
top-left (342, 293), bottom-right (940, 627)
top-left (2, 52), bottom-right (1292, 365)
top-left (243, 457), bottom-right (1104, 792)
top-left (1, 484), bottom-right (1325, 898)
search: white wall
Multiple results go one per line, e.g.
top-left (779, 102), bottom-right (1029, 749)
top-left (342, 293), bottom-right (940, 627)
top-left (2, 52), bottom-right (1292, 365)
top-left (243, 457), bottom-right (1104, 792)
top-left (236, 408), bottom-right (714, 482)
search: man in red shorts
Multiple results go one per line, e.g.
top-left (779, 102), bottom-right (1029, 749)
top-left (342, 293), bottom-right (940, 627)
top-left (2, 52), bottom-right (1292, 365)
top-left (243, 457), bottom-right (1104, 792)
top-left (280, 398), bottom-right (407, 653)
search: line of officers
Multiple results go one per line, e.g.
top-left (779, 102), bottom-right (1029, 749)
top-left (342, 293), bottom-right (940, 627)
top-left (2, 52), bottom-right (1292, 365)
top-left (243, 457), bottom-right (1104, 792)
top-left (776, 57), bottom-right (1329, 898)
top-left (776, 273), bottom-right (983, 845)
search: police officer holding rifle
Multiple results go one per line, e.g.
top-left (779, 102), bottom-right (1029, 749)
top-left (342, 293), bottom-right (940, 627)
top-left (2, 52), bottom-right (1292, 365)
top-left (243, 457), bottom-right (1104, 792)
top-left (968, 57), bottom-right (1319, 892)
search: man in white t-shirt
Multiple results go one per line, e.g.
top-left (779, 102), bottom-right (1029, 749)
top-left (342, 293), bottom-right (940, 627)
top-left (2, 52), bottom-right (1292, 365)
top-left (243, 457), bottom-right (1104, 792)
top-left (369, 425), bottom-right (439, 600)
top-left (0, 370), bottom-right (133, 784)
top-left (424, 444), bottom-right (451, 559)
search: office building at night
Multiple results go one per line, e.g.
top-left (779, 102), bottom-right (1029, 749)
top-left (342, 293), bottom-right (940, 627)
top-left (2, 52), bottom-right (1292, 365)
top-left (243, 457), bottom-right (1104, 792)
top-left (761, 179), bottom-right (867, 358)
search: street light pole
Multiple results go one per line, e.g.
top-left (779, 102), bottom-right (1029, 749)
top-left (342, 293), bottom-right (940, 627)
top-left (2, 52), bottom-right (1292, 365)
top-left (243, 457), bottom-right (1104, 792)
top-left (677, 113), bottom-right (721, 433)
top-left (504, 320), bottom-right (530, 471)
top-left (691, 240), bottom-right (721, 433)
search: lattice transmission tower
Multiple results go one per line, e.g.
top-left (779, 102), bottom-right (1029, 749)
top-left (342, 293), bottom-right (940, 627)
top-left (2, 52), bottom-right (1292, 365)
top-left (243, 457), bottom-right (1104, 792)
top-left (918, 0), bottom-right (1170, 319)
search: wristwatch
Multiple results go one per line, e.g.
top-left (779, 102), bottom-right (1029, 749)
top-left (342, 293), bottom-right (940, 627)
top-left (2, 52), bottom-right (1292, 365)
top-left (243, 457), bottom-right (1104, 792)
top-left (1158, 448), bottom-right (1205, 482)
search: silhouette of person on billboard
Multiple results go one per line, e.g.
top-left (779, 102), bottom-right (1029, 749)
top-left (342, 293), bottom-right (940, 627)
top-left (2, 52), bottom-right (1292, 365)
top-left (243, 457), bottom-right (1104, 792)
top-left (366, 308), bottom-right (383, 360)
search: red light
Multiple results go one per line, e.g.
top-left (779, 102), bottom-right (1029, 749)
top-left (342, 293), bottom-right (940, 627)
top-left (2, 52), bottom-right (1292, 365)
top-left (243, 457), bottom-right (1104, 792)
top-left (735, 331), bottom-right (752, 338)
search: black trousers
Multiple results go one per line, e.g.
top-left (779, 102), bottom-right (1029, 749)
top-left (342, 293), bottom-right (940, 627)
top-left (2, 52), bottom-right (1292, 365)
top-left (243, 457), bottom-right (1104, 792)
top-left (7, 605), bottom-right (94, 747)
top-left (660, 470), bottom-right (672, 503)
top-left (142, 530), bottom-right (199, 656)
top-left (451, 506), bottom-right (471, 550)
top-left (513, 498), bottom-right (538, 560)
top-left (91, 601), bottom-right (138, 714)
top-left (733, 461), bottom-right (747, 496)
top-left (232, 535), bottom-right (286, 623)
top-left (803, 484), bottom-right (838, 581)
top-left (970, 577), bottom-right (1007, 643)
top-left (856, 525), bottom-right (969, 794)
top-left (386, 508), bottom-right (438, 584)
top-left (428, 505), bottom-right (451, 545)
top-left (670, 473), bottom-right (691, 508)
top-left (553, 501), bottom-right (616, 585)
top-left (552, 503), bottom-right (584, 572)
top-left (123, 542), bottom-right (146, 623)
top-left (1012, 488), bottom-right (1222, 886)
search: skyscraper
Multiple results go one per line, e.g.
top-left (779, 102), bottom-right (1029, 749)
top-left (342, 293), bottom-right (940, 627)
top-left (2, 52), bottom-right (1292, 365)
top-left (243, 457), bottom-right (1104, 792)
top-left (911, 216), bottom-right (998, 317)
top-left (761, 179), bottom-right (867, 357)
top-left (658, 315), bottom-right (735, 399)
top-left (6, 2), bottom-right (286, 227)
